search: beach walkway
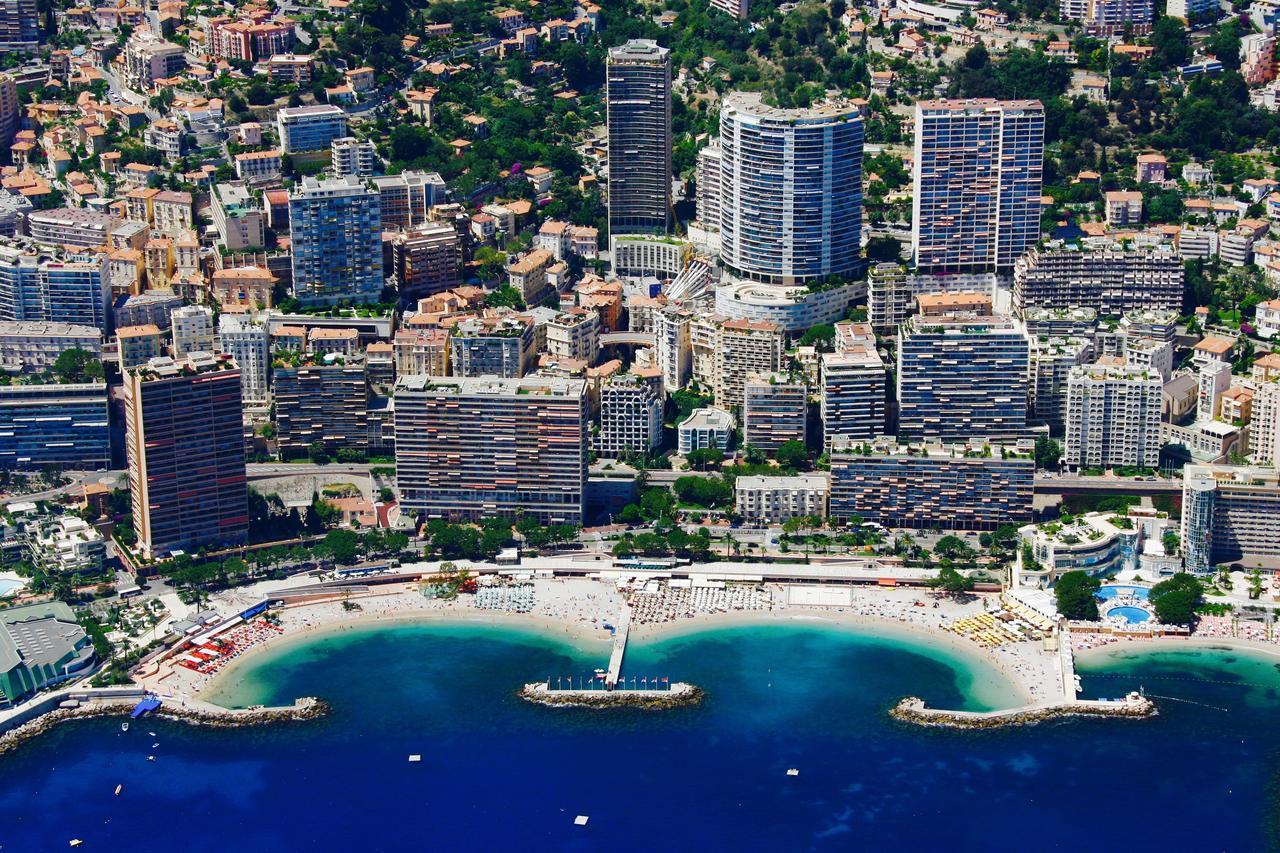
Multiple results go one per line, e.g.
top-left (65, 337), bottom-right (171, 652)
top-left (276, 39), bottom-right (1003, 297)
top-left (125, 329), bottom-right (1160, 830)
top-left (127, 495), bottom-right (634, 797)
top-left (606, 604), bottom-right (631, 688)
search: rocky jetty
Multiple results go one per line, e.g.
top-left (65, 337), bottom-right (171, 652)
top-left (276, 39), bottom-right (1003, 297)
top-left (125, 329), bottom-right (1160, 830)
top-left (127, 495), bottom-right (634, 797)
top-left (0, 697), bottom-right (329, 756)
top-left (519, 682), bottom-right (703, 710)
top-left (889, 695), bottom-right (1157, 729)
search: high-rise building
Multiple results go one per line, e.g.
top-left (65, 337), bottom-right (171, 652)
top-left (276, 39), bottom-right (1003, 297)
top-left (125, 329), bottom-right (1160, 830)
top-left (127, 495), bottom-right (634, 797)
top-left (0, 0), bottom-right (36, 52)
top-left (123, 353), bottom-right (248, 559)
top-left (392, 223), bottom-right (462, 302)
top-left (448, 315), bottom-right (534, 378)
top-left (829, 439), bottom-right (1035, 530)
top-left (595, 368), bottom-right (663, 458)
top-left (821, 322), bottom-right (888, 449)
top-left (714, 318), bottom-right (786, 411)
top-left (0, 73), bottom-right (17, 147)
top-left (719, 91), bottom-right (864, 285)
top-left (696, 140), bottom-right (721, 229)
top-left (743, 372), bottom-right (807, 454)
top-left (394, 375), bottom-right (588, 524)
top-left (0, 248), bottom-right (112, 334)
top-left (371, 171), bottom-right (446, 232)
top-left (0, 381), bottom-right (109, 471)
top-left (1060, 0), bottom-right (1152, 35)
top-left (1013, 246), bottom-right (1184, 316)
top-left (606, 40), bottom-right (671, 243)
top-left (217, 312), bottom-right (270, 405)
top-left (273, 355), bottom-right (369, 458)
top-left (170, 304), bottom-right (215, 358)
top-left (1182, 464), bottom-right (1280, 571)
top-left (330, 136), bottom-right (377, 177)
top-left (912, 99), bottom-right (1044, 273)
top-left (654, 304), bottom-right (692, 391)
top-left (275, 105), bottom-right (349, 154)
top-left (0, 321), bottom-right (101, 373)
top-left (1064, 362), bottom-right (1163, 470)
top-left (1030, 336), bottom-right (1093, 434)
top-left (289, 175), bottom-right (383, 307)
top-left (897, 294), bottom-right (1030, 443)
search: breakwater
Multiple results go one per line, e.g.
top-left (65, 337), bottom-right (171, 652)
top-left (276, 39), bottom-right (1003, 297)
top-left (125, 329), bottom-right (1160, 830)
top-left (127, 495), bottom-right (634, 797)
top-left (0, 694), bottom-right (328, 756)
top-left (519, 681), bottom-right (703, 709)
top-left (889, 694), bottom-right (1157, 729)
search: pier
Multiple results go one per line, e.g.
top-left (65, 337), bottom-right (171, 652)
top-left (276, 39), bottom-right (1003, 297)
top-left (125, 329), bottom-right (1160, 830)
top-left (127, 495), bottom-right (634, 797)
top-left (520, 680), bottom-right (702, 709)
top-left (605, 604), bottom-right (631, 688)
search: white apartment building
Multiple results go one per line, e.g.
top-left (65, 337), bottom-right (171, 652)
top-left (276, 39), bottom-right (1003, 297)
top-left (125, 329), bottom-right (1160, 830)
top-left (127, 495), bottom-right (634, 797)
top-left (595, 370), bottom-right (663, 457)
top-left (1256, 298), bottom-right (1280, 338)
top-left (217, 312), bottom-right (270, 404)
top-left (170, 304), bottom-right (215, 358)
top-left (678, 406), bottom-right (734, 454)
top-left (735, 474), bottom-right (829, 523)
top-left (546, 310), bottom-right (600, 362)
top-left (1065, 362), bottom-right (1163, 470)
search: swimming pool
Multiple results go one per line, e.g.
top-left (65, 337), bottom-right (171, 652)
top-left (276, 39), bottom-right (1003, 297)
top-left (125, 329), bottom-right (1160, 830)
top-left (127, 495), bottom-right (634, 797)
top-left (0, 579), bottom-right (23, 597)
top-left (1097, 585), bottom-right (1151, 601)
top-left (1107, 605), bottom-right (1152, 625)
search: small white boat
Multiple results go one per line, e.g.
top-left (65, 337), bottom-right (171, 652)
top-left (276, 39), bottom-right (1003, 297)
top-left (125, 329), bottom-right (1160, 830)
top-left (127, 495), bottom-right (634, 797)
top-left (114, 784), bottom-right (122, 796)
top-left (408, 754), bottom-right (421, 762)
top-left (147, 755), bottom-right (155, 762)
top-left (574, 816), bottom-right (589, 826)
top-left (70, 841), bottom-right (83, 848)
top-left (120, 722), bottom-right (129, 732)
top-left (151, 743), bottom-right (159, 748)
top-left (786, 768), bottom-right (799, 777)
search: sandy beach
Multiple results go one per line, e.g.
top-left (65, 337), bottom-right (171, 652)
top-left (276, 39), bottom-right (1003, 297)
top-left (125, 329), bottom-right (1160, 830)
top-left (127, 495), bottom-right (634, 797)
top-left (147, 578), bottom-right (1062, 709)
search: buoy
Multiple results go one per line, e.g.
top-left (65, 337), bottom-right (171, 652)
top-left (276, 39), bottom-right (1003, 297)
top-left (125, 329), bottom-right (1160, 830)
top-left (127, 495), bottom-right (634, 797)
top-left (786, 768), bottom-right (799, 776)
top-left (574, 816), bottom-right (589, 826)
top-left (114, 784), bottom-right (122, 796)
top-left (408, 755), bottom-right (421, 762)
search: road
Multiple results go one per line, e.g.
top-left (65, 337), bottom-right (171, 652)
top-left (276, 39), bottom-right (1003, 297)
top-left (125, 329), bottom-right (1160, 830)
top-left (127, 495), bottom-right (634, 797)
top-left (246, 463), bottom-right (376, 480)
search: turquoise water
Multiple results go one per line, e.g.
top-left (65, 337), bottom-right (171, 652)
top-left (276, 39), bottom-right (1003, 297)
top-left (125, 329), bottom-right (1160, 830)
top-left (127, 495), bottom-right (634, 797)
top-left (0, 579), bottom-right (23, 597)
top-left (3, 624), bottom-right (1280, 851)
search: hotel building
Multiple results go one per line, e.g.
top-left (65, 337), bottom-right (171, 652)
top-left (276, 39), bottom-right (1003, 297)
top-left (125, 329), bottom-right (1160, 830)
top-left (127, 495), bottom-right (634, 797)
top-left (1182, 464), bottom-right (1280, 571)
top-left (1064, 362), bottom-right (1163, 470)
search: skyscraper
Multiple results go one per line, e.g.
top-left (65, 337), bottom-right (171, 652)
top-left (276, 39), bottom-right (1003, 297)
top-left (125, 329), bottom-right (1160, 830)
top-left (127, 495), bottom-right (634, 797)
top-left (0, 0), bottom-right (37, 53)
top-left (912, 99), bottom-right (1045, 272)
top-left (719, 91), bottom-right (864, 285)
top-left (123, 353), bottom-right (248, 559)
top-left (217, 312), bottom-right (269, 405)
top-left (289, 175), bottom-right (383, 307)
top-left (606, 40), bottom-right (671, 239)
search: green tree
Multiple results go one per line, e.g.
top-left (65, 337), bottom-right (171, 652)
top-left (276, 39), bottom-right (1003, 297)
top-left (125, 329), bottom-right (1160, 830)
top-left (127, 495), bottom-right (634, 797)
top-left (1150, 573), bottom-right (1204, 624)
top-left (932, 565), bottom-right (974, 595)
top-left (51, 348), bottom-right (104, 383)
top-left (322, 529), bottom-right (360, 564)
top-left (1035, 436), bottom-right (1063, 470)
top-left (776, 440), bottom-right (809, 470)
top-left (1053, 571), bottom-right (1101, 620)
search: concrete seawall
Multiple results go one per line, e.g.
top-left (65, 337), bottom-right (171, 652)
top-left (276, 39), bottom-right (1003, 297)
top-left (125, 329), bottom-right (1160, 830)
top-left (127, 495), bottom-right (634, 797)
top-left (519, 682), bottom-right (703, 709)
top-left (890, 695), bottom-right (1157, 729)
top-left (0, 692), bottom-right (328, 756)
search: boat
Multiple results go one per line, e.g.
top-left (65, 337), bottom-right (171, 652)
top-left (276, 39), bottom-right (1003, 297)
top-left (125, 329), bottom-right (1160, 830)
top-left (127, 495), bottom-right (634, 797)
top-left (114, 784), bottom-right (123, 796)
top-left (147, 755), bottom-right (155, 762)
top-left (121, 722), bottom-right (129, 732)
top-left (69, 840), bottom-right (83, 848)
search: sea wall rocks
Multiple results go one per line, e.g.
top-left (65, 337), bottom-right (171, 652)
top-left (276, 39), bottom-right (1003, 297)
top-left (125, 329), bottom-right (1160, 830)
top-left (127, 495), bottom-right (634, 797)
top-left (519, 683), bottom-right (704, 710)
top-left (0, 697), bottom-right (329, 756)
top-left (889, 696), bottom-right (1157, 729)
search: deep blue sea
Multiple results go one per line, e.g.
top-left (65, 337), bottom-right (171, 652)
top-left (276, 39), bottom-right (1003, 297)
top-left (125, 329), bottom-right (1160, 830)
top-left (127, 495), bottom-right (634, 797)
top-left (3, 623), bottom-right (1279, 852)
